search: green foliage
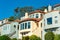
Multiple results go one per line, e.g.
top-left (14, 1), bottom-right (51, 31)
top-left (8, 16), bottom-right (14, 21)
top-left (20, 6), bottom-right (34, 13)
top-left (22, 36), bottom-right (29, 40)
top-left (11, 38), bottom-right (17, 40)
top-left (29, 35), bottom-right (41, 40)
top-left (36, 6), bottom-right (48, 11)
top-left (22, 35), bottom-right (41, 40)
top-left (45, 31), bottom-right (55, 40)
top-left (14, 7), bottom-right (19, 13)
top-left (0, 35), bottom-right (11, 40)
top-left (54, 34), bottom-right (60, 40)
top-left (14, 6), bottom-right (34, 19)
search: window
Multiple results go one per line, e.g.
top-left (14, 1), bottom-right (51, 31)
top-left (18, 25), bottom-right (19, 30)
top-left (20, 21), bottom-right (31, 30)
top-left (41, 23), bottom-right (42, 27)
top-left (14, 25), bottom-right (16, 28)
top-left (55, 16), bottom-right (57, 18)
top-left (28, 22), bottom-right (30, 29)
top-left (4, 26), bottom-right (7, 30)
top-left (25, 23), bottom-right (27, 29)
top-left (22, 23), bottom-right (24, 29)
top-left (36, 14), bottom-right (39, 18)
top-left (20, 23), bottom-right (25, 30)
top-left (20, 24), bottom-right (23, 30)
top-left (59, 12), bottom-right (60, 14)
top-left (30, 14), bottom-right (34, 18)
top-left (30, 15), bottom-right (31, 18)
top-left (47, 17), bottom-right (52, 25)
top-left (41, 14), bottom-right (42, 17)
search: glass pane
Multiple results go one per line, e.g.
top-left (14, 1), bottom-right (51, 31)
top-left (20, 24), bottom-right (22, 30)
top-left (22, 23), bottom-right (24, 29)
top-left (36, 14), bottom-right (38, 18)
top-left (4, 26), bottom-right (7, 30)
top-left (25, 23), bottom-right (27, 29)
top-left (28, 22), bottom-right (30, 29)
top-left (47, 17), bottom-right (52, 25)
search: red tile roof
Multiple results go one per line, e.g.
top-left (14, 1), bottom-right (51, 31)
top-left (19, 17), bottom-right (43, 23)
top-left (14, 19), bottom-right (20, 22)
top-left (29, 10), bottom-right (45, 15)
top-left (54, 4), bottom-right (60, 7)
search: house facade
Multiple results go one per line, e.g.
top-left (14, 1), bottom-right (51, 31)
top-left (18, 11), bottom-right (45, 40)
top-left (0, 4), bottom-right (60, 40)
top-left (42, 4), bottom-right (60, 40)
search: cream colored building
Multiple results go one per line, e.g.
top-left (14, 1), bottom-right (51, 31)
top-left (18, 10), bottom-right (45, 40)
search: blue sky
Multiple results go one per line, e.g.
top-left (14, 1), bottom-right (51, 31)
top-left (0, 0), bottom-right (60, 20)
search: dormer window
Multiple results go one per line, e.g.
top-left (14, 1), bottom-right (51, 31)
top-left (29, 13), bottom-right (40, 18)
top-left (36, 14), bottom-right (39, 18)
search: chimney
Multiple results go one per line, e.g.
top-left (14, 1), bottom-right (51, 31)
top-left (44, 9), bottom-right (47, 12)
top-left (25, 12), bottom-right (29, 18)
top-left (48, 4), bottom-right (52, 12)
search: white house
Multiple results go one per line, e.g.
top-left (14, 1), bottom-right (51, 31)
top-left (42, 4), bottom-right (60, 40)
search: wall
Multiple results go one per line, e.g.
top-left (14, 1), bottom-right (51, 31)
top-left (44, 11), bottom-right (60, 29)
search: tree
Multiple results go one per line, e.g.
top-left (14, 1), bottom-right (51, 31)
top-left (8, 16), bottom-right (14, 21)
top-left (20, 6), bottom-right (34, 13)
top-left (14, 7), bottom-right (20, 19)
top-left (36, 6), bottom-right (48, 11)
top-left (0, 35), bottom-right (11, 40)
top-left (29, 35), bottom-right (41, 40)
top-left (54, 34), bottom-right (60, 40)
top-left (14, 6), bottom-right (34, 19)
top-left (22, 36), bottom-right (29, 40)
top-left (45, 31), bottom-right (55, 40)
top-left (11, 38), bottom-right (17, 40)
